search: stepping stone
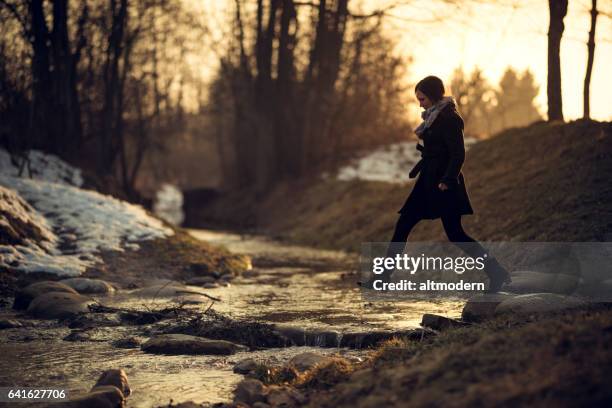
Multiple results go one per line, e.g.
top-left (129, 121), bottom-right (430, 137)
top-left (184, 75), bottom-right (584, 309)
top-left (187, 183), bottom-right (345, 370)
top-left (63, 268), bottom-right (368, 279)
top-left (26, 291), bottom-right (95, 319)
top-left (13, 281), bottom-right (78, 310)
top-left (60, 278), bottom-right (116, 295)
top-left (504, 271), bottom-right (579, 295)
top-left (461, 292), bottom-right (515, 322)
top-left (141, 333), bottom-right (248, 355)
top-left (234, 379), bottom-right (268, 406)
top-left (288, 352), bottom-right (333, 372)
top-left (421, 313), bottom-right (468, 331)
top-left (234, 358), bottom-right (260, 375)
top-left (494, 293), bottom-right (588, 315)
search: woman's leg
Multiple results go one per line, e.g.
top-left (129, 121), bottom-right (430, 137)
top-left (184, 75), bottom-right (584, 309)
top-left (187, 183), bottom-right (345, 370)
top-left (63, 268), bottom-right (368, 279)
top-left (441, 214), bottom-right (511, 291)
top-left (385, 212), bottom-right (422, 258)
top-left (440, 214), bottom-right (487, 257)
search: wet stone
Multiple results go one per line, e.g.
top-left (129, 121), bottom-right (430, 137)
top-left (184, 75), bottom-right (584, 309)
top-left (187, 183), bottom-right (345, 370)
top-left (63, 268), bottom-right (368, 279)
top-left (234, 378), bottom-right (268, 405)
top-left (112, 336), bottom-right (143, 349)
top-left (26, 291), bottom-right (95, 319)
top-left (267, 385), bottom-right (306, 407)
top-left (504, 271), bottom-right (579, 295)
top-left (234, 358), bottom-right (260, 375)
top-left (421, 314), bottom-right (469, 331)
top-left (94, 368), bottom-right (131, 398)
top-left (461, 292), bottom-right (516, 322)
top-left (60, 277), bottom-right (116, 295)
top-left (13, 281), bottom-right (78, 310)
top-left (273, 325), bottom-right (307, 346)
top-left (141, 333), bottom-right (248, 355)
top-left (494, 293), bottom-right (588, 315)
top-left (288, 352), bottom-right (333, 372)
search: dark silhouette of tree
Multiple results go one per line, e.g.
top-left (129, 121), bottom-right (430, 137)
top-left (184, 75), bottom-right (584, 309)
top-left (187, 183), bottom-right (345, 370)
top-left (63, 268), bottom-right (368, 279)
top-left (583, 0), bottom-right (598, 119)
top-left (210, 0), bottom-right (411, 192)
top-left (547, 0), bottom-right (568, 121)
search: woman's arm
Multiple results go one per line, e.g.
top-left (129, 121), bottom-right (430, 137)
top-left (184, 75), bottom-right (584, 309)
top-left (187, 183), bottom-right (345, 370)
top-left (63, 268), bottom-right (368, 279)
top-left (440, 114), bottom-right (466, 187)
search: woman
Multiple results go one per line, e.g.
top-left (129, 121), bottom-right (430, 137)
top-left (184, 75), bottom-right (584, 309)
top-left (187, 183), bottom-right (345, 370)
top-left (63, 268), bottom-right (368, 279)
top-left (366, 76), bottom-right (511, 292)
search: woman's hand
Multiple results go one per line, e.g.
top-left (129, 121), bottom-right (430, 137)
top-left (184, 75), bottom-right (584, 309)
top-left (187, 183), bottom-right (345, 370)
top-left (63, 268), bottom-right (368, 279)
top-left (438, 182), bottom-right (448, 191)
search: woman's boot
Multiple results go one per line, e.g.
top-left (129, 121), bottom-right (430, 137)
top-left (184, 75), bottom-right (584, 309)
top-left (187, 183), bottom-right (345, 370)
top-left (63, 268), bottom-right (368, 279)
top-left (484, 256), bottom-right (512, 293)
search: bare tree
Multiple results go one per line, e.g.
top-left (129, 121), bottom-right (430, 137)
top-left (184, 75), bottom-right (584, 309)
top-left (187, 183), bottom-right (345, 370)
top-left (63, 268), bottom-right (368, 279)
top-left (583, 0), bottom-right (598, 119)
top-left (547, 0), bottom-right (568, 121)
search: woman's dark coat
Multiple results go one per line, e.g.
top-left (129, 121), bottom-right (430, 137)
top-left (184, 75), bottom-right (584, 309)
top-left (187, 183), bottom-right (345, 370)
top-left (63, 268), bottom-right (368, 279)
top-left (398, 104), bottom-right (474, 219)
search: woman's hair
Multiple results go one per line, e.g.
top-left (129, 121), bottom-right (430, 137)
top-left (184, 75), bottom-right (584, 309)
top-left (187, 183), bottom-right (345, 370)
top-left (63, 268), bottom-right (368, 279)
top-left (415, 76), bottom-right (445, 102)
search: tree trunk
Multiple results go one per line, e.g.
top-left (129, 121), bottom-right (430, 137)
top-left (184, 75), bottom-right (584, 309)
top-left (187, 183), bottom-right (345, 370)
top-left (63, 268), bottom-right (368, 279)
top-left (547, 0), bottom-right (567, 121)
top-left (583, 0), bottom-right (598, 119)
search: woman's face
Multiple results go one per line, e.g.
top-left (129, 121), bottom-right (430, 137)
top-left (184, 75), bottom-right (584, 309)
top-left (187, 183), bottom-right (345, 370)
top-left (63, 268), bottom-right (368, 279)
top-left (416, 90), bottom-right (433, 109)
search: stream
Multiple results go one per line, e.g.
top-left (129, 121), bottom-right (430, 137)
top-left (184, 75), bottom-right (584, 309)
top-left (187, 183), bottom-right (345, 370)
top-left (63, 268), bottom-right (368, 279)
top-left (0, 228), bottom-right (465, 407)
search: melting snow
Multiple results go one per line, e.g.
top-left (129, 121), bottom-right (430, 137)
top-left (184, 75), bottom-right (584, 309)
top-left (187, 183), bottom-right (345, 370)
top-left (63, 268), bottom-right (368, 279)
top-left (331, 138), bottom-right (478, 183)
top-left (0, 149), bottom-right (173, 276)
top-left (153, 183), bottom-right (185, 226)
top-left (0, 148), bottom-right (83, 187)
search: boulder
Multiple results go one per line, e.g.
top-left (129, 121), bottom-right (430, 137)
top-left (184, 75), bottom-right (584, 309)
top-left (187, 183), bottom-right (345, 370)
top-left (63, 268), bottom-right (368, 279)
top-left (26, 291), bottom-right (94, 319)
top-left (420, 314), bottom-right (468, 331)
top-left (93, 369), bottom-right (131, 398)
top-left (112, 337), bottom-right (142, 349)
top-left (234, 379), bottom-right (268, 405)
top-left (49, 369), bottom-right (130, 408)
top-left (288, 352), bottom-right (332, 373)
top-left (273, 325), bottom-right (307, 346)
top-left (574, 279), bottom-right (612, 302)
top-left (461, 292), bottom-right (515, 322)
top-left (266, 385), bottom-right (306, 408)
top-left (13, 281), bottom-right (78, 310)
top-left (234, 358), bottom-right (260, 375)
top-left (60, 278), bottom-right (116, 295)
top-left (494, 293), bottom-right (588, 315)
top-left (141, 334), bottom-right (248, 355)
top-left (50, 385), bottom-right (124, 408)
top-left (504, 271), bottom-right (579, 295)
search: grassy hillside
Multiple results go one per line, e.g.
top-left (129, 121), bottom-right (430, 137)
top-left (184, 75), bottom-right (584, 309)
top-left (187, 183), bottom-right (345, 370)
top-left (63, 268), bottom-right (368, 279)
top-left (190, 120), bottom-right (612, 252)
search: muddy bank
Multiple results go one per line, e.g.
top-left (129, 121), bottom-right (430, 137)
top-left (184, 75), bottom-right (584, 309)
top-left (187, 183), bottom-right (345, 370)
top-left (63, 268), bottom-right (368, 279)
top-left (219, 305), bottom-right (612, 408)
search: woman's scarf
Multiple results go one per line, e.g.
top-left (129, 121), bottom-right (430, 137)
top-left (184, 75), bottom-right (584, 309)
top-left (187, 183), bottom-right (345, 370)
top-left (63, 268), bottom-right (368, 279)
top-left (414, 96), bottom-right (457, 139)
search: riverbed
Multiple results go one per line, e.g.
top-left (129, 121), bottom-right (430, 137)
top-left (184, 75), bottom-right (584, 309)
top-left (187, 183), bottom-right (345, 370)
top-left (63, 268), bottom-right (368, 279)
top-left (0, 228), bottom-right (465, 407)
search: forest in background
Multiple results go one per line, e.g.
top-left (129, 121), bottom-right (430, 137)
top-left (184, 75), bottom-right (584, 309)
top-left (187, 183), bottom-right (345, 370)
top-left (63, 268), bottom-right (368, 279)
top-left (0, 0), bottom-right (603, 200)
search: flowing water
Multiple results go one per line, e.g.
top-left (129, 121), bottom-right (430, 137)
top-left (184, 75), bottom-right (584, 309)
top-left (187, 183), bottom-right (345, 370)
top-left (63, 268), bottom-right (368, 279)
top-left (0, 228), bottom-right (465, 407)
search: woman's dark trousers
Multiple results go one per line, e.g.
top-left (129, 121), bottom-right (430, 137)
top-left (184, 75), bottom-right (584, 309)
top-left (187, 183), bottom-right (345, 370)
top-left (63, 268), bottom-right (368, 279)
top-left (381, 212), bottom-right (489, 279)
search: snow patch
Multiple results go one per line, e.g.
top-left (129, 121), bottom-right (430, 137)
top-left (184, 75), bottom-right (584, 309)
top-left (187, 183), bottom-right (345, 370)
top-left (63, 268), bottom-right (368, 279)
top-left (331, 138), bottom-right (478, 183)
top-left (1, 150), bottom-right (174, 276)
top-left (0, 148), bottom-right (83, 187)
top-left (153, 183), bottom-right (185, 226)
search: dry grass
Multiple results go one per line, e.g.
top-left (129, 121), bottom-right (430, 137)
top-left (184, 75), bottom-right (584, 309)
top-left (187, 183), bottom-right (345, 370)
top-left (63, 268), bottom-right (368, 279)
top-left (293, 357), bottom-right (356, 391)
top-left (192, 119), bottom-right (612, 252)
top-left (304, 306), bottom-right (612, 407)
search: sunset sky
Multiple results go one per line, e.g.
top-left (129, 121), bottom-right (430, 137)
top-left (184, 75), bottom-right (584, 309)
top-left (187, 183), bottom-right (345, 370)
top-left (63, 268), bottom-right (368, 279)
top-left (380, 0), bottom-right (612, 121)
top-left (195, 0), bottom-right (612, 122)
